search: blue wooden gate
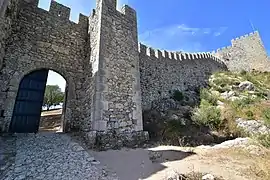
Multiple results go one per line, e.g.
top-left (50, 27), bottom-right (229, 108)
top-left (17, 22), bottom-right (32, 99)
top-left (9, 69), bottom-right (49, 133)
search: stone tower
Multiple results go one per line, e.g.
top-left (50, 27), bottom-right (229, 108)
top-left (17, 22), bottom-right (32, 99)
top-left (87, 0), bottom-right (148, 149)
top-left (213, 31), bottom-right (270, 72)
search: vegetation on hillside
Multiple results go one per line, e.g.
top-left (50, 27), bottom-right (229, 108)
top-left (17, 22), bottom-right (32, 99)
top-left (193, 71), bottom-right (270, 127)
top-left (192, 70), bottom-right (270, 147)
top-left (143, 70), bottom-right (270, 148)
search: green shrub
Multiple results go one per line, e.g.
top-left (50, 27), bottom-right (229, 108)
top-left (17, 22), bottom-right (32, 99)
top-left (230, 97), bottom-right (255, 110)
top-left (164, 120), bottom-right (184, 135)
top-left (172, 90), bottom-right (184, 102)
top-left (161, 120), bottom-right (188, 146)
top-left (262, 109), bottom-right (270, 127)
top-left (192, 99), bottom-right (221, 130)
top-left (200, 88), bottom-right (218, 106)
top-left (240, 70), bottom-right (247, 76)
top-left (246, 110), bottom-right (254, 120)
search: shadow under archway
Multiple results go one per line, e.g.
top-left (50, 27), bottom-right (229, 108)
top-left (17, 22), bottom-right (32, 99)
top-left (9, 68), bottom-right (67, 133)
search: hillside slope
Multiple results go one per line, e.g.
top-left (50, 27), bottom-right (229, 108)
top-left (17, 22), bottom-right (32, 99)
top-left (143, 70), bottom-right (270, 147)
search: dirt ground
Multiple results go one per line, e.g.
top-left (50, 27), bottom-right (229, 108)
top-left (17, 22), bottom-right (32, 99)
top-left (92, 141), bottom-right (270, 180)
top-left (39, 109), bottom-right (270, 180)
top-left (41, 109), bottom-right (62, 116)
top-left (39, 109), bottom-right (63, 132)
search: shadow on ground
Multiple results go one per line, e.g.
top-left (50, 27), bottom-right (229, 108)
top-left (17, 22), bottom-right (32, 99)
top-left (93, 147), bottom-right (196, 180)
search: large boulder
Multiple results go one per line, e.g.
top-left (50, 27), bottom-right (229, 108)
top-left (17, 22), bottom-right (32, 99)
top-left (220, 91), bottom-right (236, 99)
top-left (236, 118), bottom-right (270, 135)
top-left (238, 81), bottom-right (255, 91)
top-left (202, 174), bottom-right (215, 180)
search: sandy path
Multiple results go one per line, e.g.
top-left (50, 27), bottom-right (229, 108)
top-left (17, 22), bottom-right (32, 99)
top-left (93, 145), bottom-right (251, 180)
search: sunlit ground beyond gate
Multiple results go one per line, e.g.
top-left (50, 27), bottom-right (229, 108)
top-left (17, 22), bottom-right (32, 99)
top-left (39, 108), bottom-right (63, 132)
top-left (38, 70), bottom-right (66, 133)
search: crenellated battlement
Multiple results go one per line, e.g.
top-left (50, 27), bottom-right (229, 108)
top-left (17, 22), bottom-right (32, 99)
top-left (21, 0), bottom-right (88, 26)
top-left (231, 31), bottom-right (259, 42)
top-left (213, 46), bottom-right (232, 53)
top-left (138, 43), bottom-right (224, 66)
top-left (120, 4), bottom-right (137, 20)
top-left (211, 31), bottom-right (260, 54)
top-left (20, 0), bottom-right (138, 33)
top-left (49, 0), bottom-right (71, 21)
top-left (211, 30), bottom-right (269, 72)
top-left (91, 0), bottom-right (137, 22)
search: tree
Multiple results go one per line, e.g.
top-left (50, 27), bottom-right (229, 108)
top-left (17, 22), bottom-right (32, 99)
top-left (43, 85), bottom-right (65, 111)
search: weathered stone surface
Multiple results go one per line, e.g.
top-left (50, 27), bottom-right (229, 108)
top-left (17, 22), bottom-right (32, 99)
top-left (220, 91), bottom-right (236, 99)
top-left (198, 138), bottom-right (251, 149)
top-left (139, 45), bottom-right (227, 110)
top-left (95, 131), bottom-right (149, 150)
top-left (2, 133), bottom-right (119, 180)
top-left (0, 134), bottom-right (16, 179)
top-left (238, 81), bottom-right (255, 91)
top-left (213, 31), bottom-right (270, 72)
top-left (236, 118), bottom-right (270, 135)
top-left (202, 174), bottom-right (215, 180)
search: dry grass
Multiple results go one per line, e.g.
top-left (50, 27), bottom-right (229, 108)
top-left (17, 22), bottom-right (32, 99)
top-left (229, 100), bottom-right (270, 120)
top-left (219, 99), bottom-right (270, 136)
top-left (205, 146), bottom-right (270, 180)
top-left (164, 171), bottom-right (224, 180)
top-left (219, 105), bottom-right (245, 137)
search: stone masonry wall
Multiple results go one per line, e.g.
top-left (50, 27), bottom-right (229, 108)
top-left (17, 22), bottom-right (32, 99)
top-left (0, 0), bottom-right (89, 132)
top-left (87, 0), bottom-right (148, 150)
top-left (139, 44), bottom-right (227, 110)
top-left (213, 31), bottom-right (270, 72)
top-left (0, 0), bottom-right (9, 17)
top-left (0, 0), bottom-right (19, 132)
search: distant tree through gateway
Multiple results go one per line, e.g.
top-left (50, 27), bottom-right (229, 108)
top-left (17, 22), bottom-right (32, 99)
top-left (43, 85), bottom-right (65, 111)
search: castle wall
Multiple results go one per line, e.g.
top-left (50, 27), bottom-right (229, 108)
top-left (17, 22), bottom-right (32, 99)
top-left (0, 0), bottom-right (9, 17)
top-left (0, 0), bottom-right (19, 132)
top-left (2, 0), bottom-right (269, 149)
top-left (0, 0), bottom-right (89, 132)
top-left (0, 0), bottom-right (18, 74)
top-left (139, 44), bottom-right (227, 110)
top-left (213, 31), bottom-right (270, 72)
top-left (87, 0), bottom-right (148, 149)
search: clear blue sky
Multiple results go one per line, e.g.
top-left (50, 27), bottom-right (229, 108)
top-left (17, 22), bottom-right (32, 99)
top-left (39, 0), bottom-right (270, 90)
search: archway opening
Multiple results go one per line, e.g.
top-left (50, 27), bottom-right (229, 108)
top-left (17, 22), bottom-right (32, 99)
top-left (9, 69), bottom-right (67, 133)
top-left (39, 70), bottom-right (67, 132)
